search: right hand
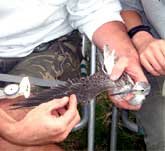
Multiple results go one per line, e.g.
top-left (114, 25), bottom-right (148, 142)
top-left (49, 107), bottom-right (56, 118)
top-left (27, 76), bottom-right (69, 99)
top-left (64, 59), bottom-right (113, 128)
top-left (4, 94), bottom-right (80, 145)
top-left (132, 31), bottom-right (165, 76)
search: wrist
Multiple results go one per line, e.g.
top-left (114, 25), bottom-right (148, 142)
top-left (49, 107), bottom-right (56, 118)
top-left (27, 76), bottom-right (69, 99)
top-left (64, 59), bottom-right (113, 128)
top-left (132, 31), bottom-right (154, 50)
top-left (128, 25), bottom-right (152, 38)
top-left (0, 109), bottom-right (15, 139)
top-left (127, 25), bottom-right (154, 50)
top-left (92, 21), bottom-right (139, 58)
top-left (1, 121), bottom-right (18, 143)
top-left (92, 21), bottom-right (127, 50)
top-left (2, 120), bottom-right (27, 145)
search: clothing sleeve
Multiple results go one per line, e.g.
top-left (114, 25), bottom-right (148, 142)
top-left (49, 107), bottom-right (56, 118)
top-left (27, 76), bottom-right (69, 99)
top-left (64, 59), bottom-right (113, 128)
top-left (119, 0), bottom-right (143, 13)
top-left (67, 0), bottom-right (123, 40)
top-left (119, 0), bottom-right (160, 38)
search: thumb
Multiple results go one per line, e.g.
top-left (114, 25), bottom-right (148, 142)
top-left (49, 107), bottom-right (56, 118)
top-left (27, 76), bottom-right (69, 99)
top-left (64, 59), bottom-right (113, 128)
top-left (126, 66), bottom-right (148, 83)
top-left (41, 96), bottom-right (69, 112)
top-left (110, 57), bottom-right (128, 80)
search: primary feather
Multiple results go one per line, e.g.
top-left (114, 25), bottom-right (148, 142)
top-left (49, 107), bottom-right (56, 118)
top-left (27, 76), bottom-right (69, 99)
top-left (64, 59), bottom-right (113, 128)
top-left (12, 70), bottom-right (134, 108)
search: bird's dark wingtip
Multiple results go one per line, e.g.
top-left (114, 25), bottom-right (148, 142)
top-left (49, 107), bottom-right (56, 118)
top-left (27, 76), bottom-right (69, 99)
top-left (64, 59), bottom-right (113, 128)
top-left (10, 100), bottom-right (39, 109)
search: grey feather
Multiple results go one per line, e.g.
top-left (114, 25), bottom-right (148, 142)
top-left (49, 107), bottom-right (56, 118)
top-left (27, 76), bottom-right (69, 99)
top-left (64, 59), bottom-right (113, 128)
top-left (12, 70), bottom-right (135, 108)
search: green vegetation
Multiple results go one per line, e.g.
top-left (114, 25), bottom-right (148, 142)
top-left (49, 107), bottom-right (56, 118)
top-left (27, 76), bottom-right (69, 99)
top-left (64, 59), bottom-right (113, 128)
top-left (61, 92), bottom-right (146, 151)
top-left (61, 40), bottom-right (146, 150)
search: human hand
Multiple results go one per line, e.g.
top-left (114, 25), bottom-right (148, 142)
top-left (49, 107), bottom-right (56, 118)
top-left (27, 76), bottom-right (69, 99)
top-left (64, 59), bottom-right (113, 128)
top-left (133, 32), bottom-right (165, 76)
top-left (92, 21), bottom-right (148, 110)
top-left (4, 94), bottom-right (80, 145)
top-left (108, 50), bottom-right (148, 110)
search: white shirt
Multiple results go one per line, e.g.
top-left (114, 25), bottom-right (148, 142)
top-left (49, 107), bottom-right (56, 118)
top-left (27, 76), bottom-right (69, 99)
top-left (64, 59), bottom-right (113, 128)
top-left (0, 0), bottom-right (122, 58)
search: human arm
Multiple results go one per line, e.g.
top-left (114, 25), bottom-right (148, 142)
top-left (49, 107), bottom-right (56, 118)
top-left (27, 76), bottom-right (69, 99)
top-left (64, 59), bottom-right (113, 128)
top-left (0, 94), bottom-right (80, 145)
top-left (120, 4), bottom-right (165, 76)
top-left (68, 0), bottom-right (147, 110)
top-left (92, 21), bottom-right (148, 110)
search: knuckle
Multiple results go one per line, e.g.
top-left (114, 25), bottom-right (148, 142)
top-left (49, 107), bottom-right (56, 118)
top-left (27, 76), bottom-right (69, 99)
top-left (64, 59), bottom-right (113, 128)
top-left (58, 133), bottom-right (69, 142)
top-left (140, 54), bottom-right (145, 61)
top-left (55, 122), bottom-right (67, 133)
top-left (54, 138), bottom-right (63, 143)
top-left (159, 39), bottom-right (165, 44)
top-left (149, 40), bottom-right (157, 46)
top-left (140, 52), bottom-right (148, 60)
top-left (77, 113), bottom-right (81, 122)
top-left (75, 113), bottom-right (80, 124)
top-left (38, 102), bottom-right (47, 108)
top-left (157, 68), bottom-right (163, 73)
top-left (71, 108), bottom-right (77, 117)
top-left (147, 43), bottom-right (155, 51)
top-left (151, 71), bottom-right (159, 76)
top-left (61, 133), bottom-right (68, 140)
top-left (59, 125), bottom-right (67, 133)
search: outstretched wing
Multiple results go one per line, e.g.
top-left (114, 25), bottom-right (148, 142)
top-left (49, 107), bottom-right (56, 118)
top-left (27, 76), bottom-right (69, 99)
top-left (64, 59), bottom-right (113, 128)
top-left (11, 71), bottom-right (137, 109)
top-left (11, 78), bottom-right (85, 108)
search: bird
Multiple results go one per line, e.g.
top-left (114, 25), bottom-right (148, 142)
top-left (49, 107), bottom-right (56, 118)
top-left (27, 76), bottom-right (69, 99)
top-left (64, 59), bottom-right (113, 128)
top-left (12, 45), bottom-right (151, 108)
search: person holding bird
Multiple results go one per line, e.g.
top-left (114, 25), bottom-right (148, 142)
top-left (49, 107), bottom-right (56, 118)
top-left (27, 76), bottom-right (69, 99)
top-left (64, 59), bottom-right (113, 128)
top-left (0, 0), bottom-right (147, 150)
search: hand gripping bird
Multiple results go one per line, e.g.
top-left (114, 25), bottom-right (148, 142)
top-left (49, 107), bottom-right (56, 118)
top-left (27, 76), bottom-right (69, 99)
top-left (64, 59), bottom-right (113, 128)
top-left (11, 45), bottom-right (151, 109)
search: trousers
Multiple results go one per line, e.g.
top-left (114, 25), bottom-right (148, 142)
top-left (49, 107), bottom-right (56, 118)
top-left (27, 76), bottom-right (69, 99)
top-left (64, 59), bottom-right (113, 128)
top-left (0, 31), bottom-right (82, 91)
top-left (136, 71), bottom-right (165, 151)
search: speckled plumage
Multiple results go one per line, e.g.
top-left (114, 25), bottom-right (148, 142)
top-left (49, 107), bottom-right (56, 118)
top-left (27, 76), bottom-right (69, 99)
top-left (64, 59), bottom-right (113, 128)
top-left (12, 70), bottom-right (134, 108)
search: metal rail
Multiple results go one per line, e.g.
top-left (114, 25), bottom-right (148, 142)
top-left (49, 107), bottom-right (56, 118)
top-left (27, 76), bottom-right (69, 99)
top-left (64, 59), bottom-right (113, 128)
top-left (88, 43), bottom-right (97, 151)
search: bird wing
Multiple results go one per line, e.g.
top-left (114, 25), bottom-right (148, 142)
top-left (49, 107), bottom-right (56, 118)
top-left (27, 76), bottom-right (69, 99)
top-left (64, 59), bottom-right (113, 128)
top-left (11, 78), bottom-right (84, 108)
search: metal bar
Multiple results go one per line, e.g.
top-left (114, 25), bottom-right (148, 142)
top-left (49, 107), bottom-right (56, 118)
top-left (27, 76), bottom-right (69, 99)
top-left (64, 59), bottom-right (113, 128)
top-left (72, 104), bottom-right (89, 132)
top-left (72, 35), bottom-right (89, 132)
top-left (121, 110), bottom-right (138, 133)
top-left (110, 106), bottom-right (118, 151)
top-left (88, 43), bottom-right (96, 151)
top-left (81, 34), bottom-right (86, 58)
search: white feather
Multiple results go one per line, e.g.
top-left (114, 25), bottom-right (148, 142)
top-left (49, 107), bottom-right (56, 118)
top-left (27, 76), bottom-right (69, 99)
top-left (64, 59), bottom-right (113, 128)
top-left (103, 45), bottom-right (115, 75)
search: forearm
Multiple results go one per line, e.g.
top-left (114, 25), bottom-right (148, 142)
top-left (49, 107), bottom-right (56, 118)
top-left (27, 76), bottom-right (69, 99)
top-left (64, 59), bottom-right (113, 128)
top-left (121, 10), bottom-right (143, 30)
top-left (120, 10), bottom-right (154, 50)
top-left (0, 109), bottom-right (16, 140)
top-left (92, 21), bottom-right (139, 59)
top-left (120, 10), bottom-right (165, 76)
top-left (0, 107), bottom-right (31, 146)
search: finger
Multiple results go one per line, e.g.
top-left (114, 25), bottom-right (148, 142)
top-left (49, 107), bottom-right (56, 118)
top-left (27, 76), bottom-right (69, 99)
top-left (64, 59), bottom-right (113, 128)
top-left (115, 100), bottom-right (141, 110)
top-left (0, 109), bottom-right (17, 123)
top-left (110, 57), bottom-right (128, 80)
top-left (110, 96), bottom-right (141, 110)
top-left (59, 94), bottom-right (78, 125)
top-left (126, 65), bottom-right (148, 82)
top-left (39, 96), bottom-right (69, 113)
top-left (161, 48), bottom-right (165, 58)
top-left (57, 107), bottom-right (66, 116)
top-left (141, 56), bottom-right (160, 76)
top-left (68, 110), bottom-right (80, 131)
top-left (54, 110), bottom-right (80, 142)
top-left (159, 40), bottom-right (165, 57)
top-left (153, 47), bottom-right (165, 72)
top-left (65, 110), bottom-right (80, 134)
top-left (51, 110), bottom-right (60, 117)
top-left (145, 51), bottom-right (165, 75)
top-left (108, 93), bottom-right (141, 110)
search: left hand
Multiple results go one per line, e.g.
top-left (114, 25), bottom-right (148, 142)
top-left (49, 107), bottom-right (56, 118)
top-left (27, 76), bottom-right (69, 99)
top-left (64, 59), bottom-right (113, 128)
top-left (4, 95), bottom-right (80, 145)
top-left (131, 31), bottom-right (165, 76)
top-left (92, 21), bottom-right (148, 110)
top-left (108, 51), bottom-right (148, 110)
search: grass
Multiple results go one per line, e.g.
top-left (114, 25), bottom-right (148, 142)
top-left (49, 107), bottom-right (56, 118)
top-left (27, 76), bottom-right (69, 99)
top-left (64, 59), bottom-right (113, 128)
top-left (60, 92), bottom-right (146, 151)
top-left (60, 39), bottom-right (146, 150)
